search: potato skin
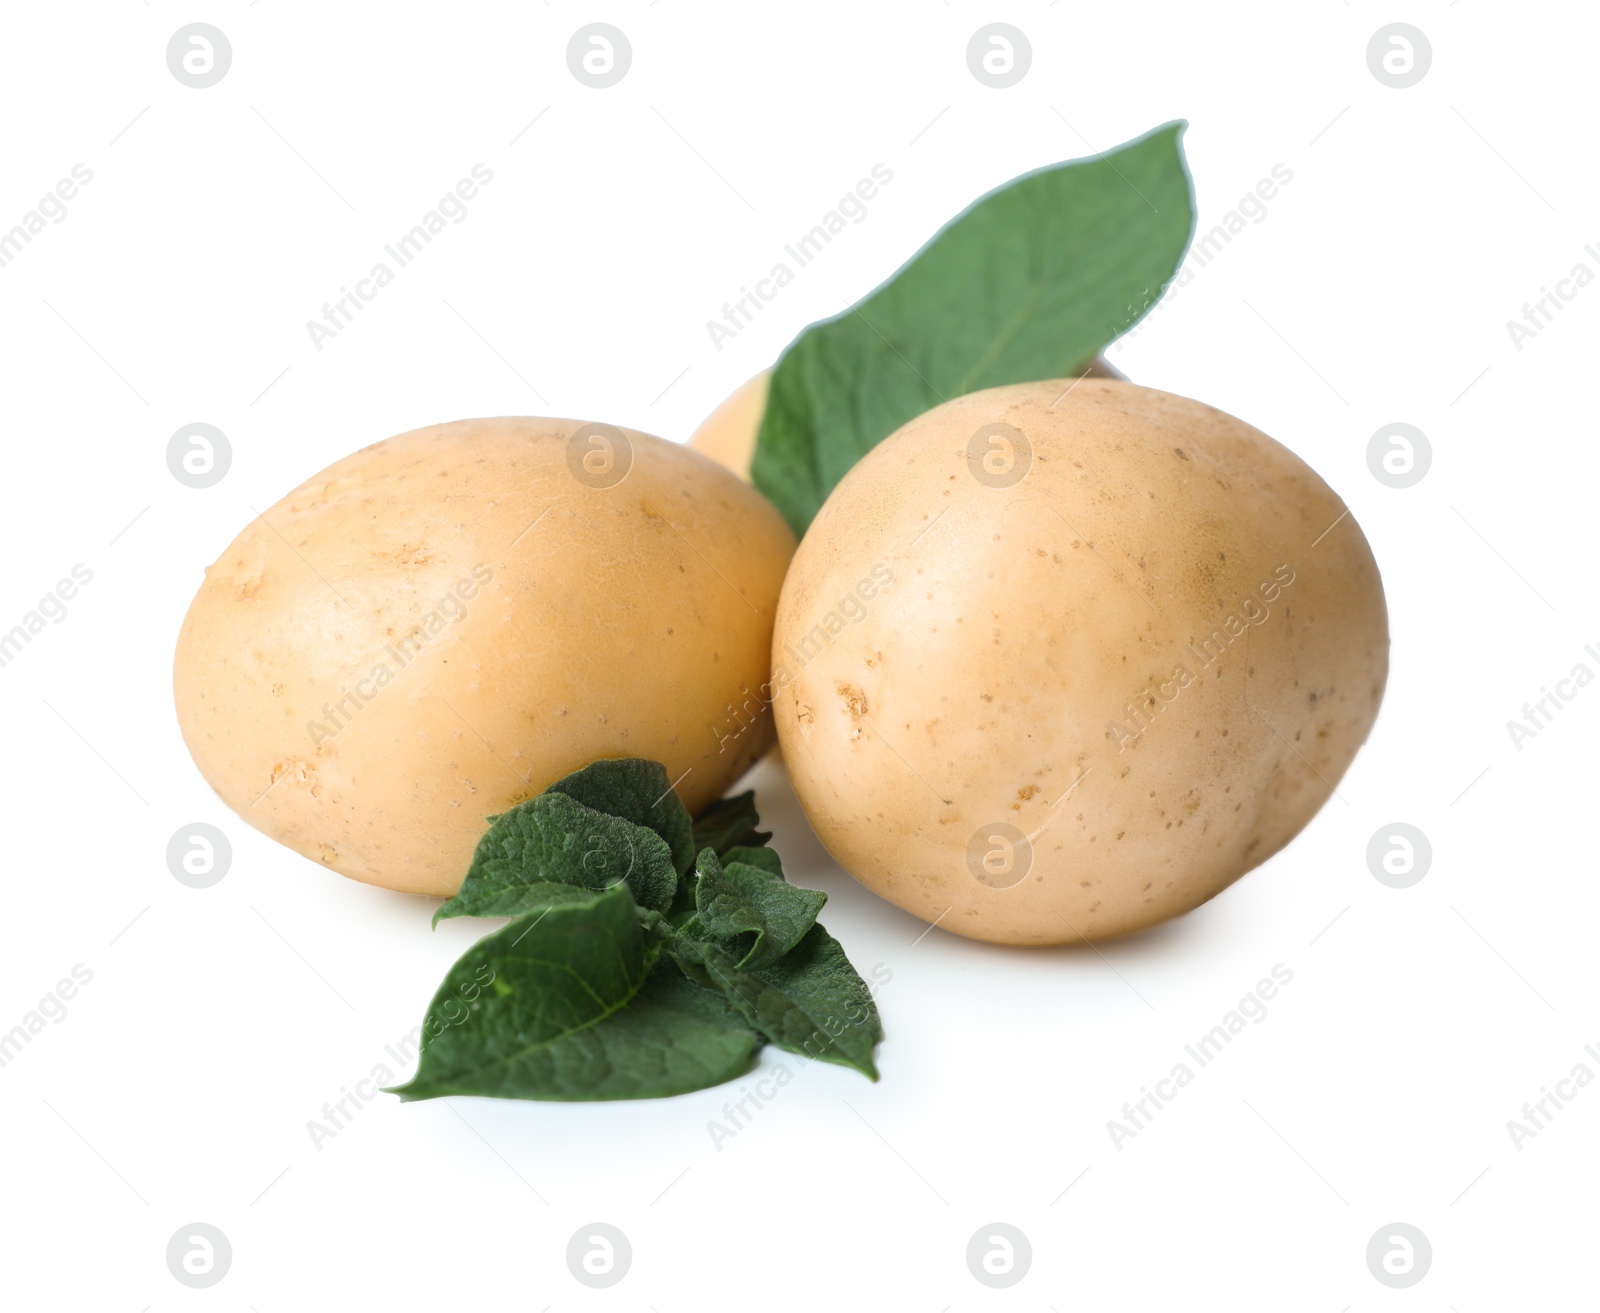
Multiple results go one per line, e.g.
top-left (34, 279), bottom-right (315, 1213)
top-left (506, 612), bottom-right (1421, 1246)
top-left (174, 417), bottom-right (794, 896)
top-left (772, 379), bottom-right (1387, 945)
top-left (688, 370), bottom-right (770, 479)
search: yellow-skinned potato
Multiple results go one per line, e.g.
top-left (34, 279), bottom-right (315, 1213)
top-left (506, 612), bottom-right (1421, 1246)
top-left (771, 379), bottom-right (1387, 945)
top-left (689, 371), bottom-right (770, 479)
top-left (174, 417), bottom-right (794, 896)
top-left (689, 357), bottom-right (1123, 481)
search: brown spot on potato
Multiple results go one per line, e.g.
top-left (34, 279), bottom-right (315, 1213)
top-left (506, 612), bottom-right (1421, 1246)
top-left (837, 683), bottom-right (868, 720)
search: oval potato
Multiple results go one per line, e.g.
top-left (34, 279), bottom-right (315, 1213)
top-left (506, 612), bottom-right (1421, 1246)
top-left (772, 379), bottom-right (1388, 944)
top-left (174, 417), bottom-right (794, 895)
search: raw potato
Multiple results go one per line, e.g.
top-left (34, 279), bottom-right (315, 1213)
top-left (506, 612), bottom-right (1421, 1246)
top-left (174, 417), bottom-right (795, 896)
top-left (689, 357), bottom-right (1124, 481)
top-left (688, 370), bottom-right (770, 479)
top-left (772, 379), bottom-right (1387, 945)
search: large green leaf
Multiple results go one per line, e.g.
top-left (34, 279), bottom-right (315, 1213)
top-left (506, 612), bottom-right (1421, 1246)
top-left (392, 887), bottom-right (760, 1102)
top-left (751, 121), bottom-right (1195, 535)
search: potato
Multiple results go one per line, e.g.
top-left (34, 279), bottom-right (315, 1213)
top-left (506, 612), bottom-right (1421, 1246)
top-left (689, 357), bottom-right (1123, 481)
top-left (771, 379), bottom-right (1387, 944)
top-left (173, 417), bottom-right (795, 896)
top-left (689, 371), bottom-right (770, 479)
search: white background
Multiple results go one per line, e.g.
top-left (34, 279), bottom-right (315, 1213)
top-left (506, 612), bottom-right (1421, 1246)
top-left (1, 2), bottom-right (1594, 1308)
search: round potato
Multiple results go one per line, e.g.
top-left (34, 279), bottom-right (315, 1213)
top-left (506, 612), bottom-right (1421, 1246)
top-left (771, 379), bottom-right (1387, 945)
top-left (174, 417), bottom-right (795, 896)
top-left (688, 357), bottom-right (1123, 481)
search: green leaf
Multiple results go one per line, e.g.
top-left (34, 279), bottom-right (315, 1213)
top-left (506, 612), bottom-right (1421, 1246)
top-left (676, 925), bottom-right (882, 1079)
top-left (682, 849), bottom-right (828, 968)
top-left (691, 791), bottom-right (771, 857)
top-left (434, 881), bottom-right (608, 928)
top-left (751, 121), bottom-right (1196, 536)
top-left (546, 758), bottom-right (696, 877)
top-left (435, 791), bottom-right (677, 924)
top-left (391, 886), bottom-right (761, 1102)
top-left (398, 758), bottom-right (883, 1103)
top-left (721, 844), bottom-right (783, 878)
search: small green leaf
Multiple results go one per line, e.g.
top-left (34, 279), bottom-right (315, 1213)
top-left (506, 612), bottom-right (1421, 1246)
top-left (434, 881), bottom-right (606, 928)
top-left (682, 849), bottom-right (828, 968)
top-left (391, 886), bottom-right (761, 1102)
top-left (721, 845), bottom-right (782, 877)
top-left (546, 758), bottom-right (696, 877)
top-left (752, 122), bottom-right (1196, 536)
top-left (435, 791), bottom-right (676, 923)
top-left (676, 925), bottom-right (882, 1079)
top-left (691, 791), bottom-right (771, 857)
